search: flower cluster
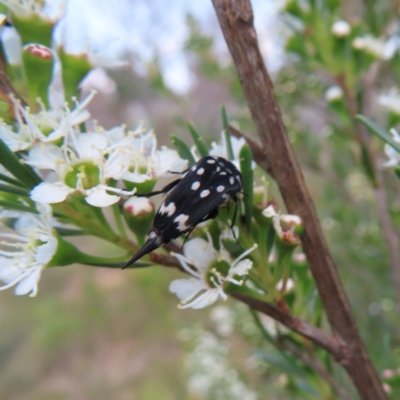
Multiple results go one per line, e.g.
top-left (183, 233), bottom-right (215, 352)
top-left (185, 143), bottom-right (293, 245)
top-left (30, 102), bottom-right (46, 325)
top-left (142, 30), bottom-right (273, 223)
top-left (169, 231), bottom-right (256, 309)
top-left (0, 92), bottom-right (188, 207)
top-left (0, 203), bottom-right (57, 296)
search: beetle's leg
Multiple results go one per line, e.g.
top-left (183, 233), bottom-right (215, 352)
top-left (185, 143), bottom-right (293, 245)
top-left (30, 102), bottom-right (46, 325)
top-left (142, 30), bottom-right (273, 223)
top-left (135, 178), bottom-right (181, 198)
top-left (181, 208), bottom-right (219, 248)
top-left (167, 166), bottom-right (190, 175)
top-left (230, 196), bottom-right (239, 239)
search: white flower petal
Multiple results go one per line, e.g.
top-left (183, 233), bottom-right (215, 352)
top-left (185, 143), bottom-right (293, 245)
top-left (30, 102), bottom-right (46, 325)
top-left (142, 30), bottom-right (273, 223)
top-left (26, 143), bottom-right (64, 170)
top-left (230, 259), bottom-right (252, 276)
top-left (75, 132), bottom-right (108, 160)
top-left (85, 188), bottom-right (120, 207)
top-left (262, 205), bottom-right (277, 218)
top-left (186, 289), bottom-right (221, 309)
top-left (14, 268), bottom-right (41, 296)
top-left (156, 148), bottom-right (188, 176)
top-left (30, 182), bottom-right (70, 203)
top-left (169, 278), bottom-right (206, 301)
top-left (120, 171), bottom-right (149, 183)
top-left (35, 237), bottom-right (58, 264)
top-left (0, 258), bottom-right (21, 284)
top-left (0, 124), bottom-right (31, 151)
top-left (183, 238), bottom-right (215, 270)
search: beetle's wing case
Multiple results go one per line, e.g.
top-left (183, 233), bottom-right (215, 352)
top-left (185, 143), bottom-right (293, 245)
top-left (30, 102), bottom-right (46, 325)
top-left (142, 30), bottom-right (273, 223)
top-left (154, 156), bottom-right (242, 241)
top-left (123, 156), bottom-right (243, 268)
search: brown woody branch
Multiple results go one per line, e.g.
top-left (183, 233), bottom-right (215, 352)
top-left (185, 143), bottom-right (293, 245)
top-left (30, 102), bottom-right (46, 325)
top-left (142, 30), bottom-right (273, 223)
top-left (232, 293), bottom-right (342, 357)
top-left (277, 338), bottom-right (354, 400)
top-left (211, 0), bottom-right (386, 398)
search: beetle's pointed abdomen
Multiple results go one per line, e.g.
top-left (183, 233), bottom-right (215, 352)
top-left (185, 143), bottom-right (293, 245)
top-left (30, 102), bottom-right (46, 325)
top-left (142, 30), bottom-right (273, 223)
top-left (122, 233), bottom-right (162, 269)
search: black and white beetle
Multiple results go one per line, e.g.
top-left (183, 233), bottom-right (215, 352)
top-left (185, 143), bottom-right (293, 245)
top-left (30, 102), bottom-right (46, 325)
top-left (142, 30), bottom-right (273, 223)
top-left (123, 155), bottom-right (243, 268)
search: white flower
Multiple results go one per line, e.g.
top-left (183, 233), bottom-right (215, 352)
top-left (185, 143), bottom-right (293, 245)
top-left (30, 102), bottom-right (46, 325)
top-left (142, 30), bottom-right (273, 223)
top-left (352, 35), bottom-right (394, 60)
top-left (26, 121), bottom-right (187, 207)
top-left (169, 235), bottom-right (256, 309)
top-left (154, 147), bottom-right (188, 177)
top-left (103, 127), bottom-right (187, 183)
top-left (0, 92), bottom-right (94, 152)
top-left (185, 328), bottom-right (257, 400)
top-left (262, 204), bottom-right (277, 218)
top-left (331, 20), bottom-right (351, 37)
top-left (0, 203), bottom-right (57, 296)
top-left (209, 132), bottom-right (255, 170)
top-left (325, 86), bottom-right (343, 102)
top-left (27, 132), bottom-right (135, 207)
top-left (378, 89), bottom-right (400, 115)
top-left (0, 0), bottom-right (62, 20)
top-left (1, 25), bottom-right (22, 65)
top-left (262, 206), bottom-right (302, 245)
top-left (383, 128), bottom-right (400, 168)
top-left (210, 305), bottom-right (234, 337)
top-left (276, 277), bottom-right (295, 292)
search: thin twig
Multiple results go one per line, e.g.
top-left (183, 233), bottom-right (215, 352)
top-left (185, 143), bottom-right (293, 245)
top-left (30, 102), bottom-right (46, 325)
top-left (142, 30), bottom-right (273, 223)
top-left (211, 0), bottom-right (386, 398)
top-left (277, 338), bottom-right (353, 400)
top-left (232, 293), bottom-right (342, 357)
top-left (229, 124), bottom-right (274, 177)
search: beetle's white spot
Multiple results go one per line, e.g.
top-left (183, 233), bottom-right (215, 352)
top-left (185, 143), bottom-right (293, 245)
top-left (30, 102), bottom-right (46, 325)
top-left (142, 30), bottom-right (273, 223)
top-left (174, 214), bottom-right (189, 231)
top-left (200, 189), bottom-right (210, 198)
top-left (229, 177), bottom-right (235, 184)
top-left (220, 172), bottom-right (227, 176)
top-left (222, 194), bottom-right (230, 200)
top-left (207, 159), bottom-right (216, 164)
top-left (149, 231), bottom-right (156, 239)
top-left (197, 168), bottom-right (205, 175)
top-left (191, 181), bottom-right (200, 190)
top-left (216, 166), bottom-right (221, 172)
top-left (159, 202), bottom-right (176, 216)
top-left (217, 185), bottom-right (225, 192)
top-left (191, 166), bottom-right (197, 171)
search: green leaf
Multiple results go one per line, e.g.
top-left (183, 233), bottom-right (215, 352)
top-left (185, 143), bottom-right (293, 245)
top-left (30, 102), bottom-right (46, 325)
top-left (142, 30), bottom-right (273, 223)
top-left (0, 139), bottom-right (42, 188)
top-left (55, 228), bottom-right (85, 236)
top-left (0, 183), bottom-right (30, 196)
top-left (394, 167), bottom-right (400, 180)
top-left (170, 134), bottom-right (196, 166)
top-left (256, 350), bottom-right (307, 376)
top-left (360, 143), bottom-right (377, 185)
top-left (239, 144), bottom-right (253, 232)
top-left (266, 223), bottom-right (276, 255)
top-left (221, 105), bottom-right (234, 160)
top-left (0, 199), bottom-right (38, 213)
top-left (356, 115), bottom-right (400, 152)
top-left (187, 122), bottom-right (209, 156)
top-left (0, 173), bottom-right (26, 187)
top-left (221, 238), bottom-right (244, 259)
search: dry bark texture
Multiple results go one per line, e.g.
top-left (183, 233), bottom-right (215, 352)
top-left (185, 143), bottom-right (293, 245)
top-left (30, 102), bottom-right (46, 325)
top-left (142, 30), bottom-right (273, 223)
top-left (211, 0), bottom-right (387, 398)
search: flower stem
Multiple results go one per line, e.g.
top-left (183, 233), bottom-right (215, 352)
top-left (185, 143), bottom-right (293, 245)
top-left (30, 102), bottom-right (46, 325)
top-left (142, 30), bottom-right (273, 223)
top-left (112, 202), bottom-right (126, 237)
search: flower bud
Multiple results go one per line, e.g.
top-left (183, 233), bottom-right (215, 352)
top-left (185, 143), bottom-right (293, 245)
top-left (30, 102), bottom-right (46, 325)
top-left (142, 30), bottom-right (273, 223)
top-left (331, 20), bottom-right (351, 37)
top-left (22, 43), bottom-right (54, 108)
top-left (325, 86), bottom-right (343, 103)
top-left (274, 214), bottom-right (303, 247)
top-left (123, 196), bottom-right (155, 240)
